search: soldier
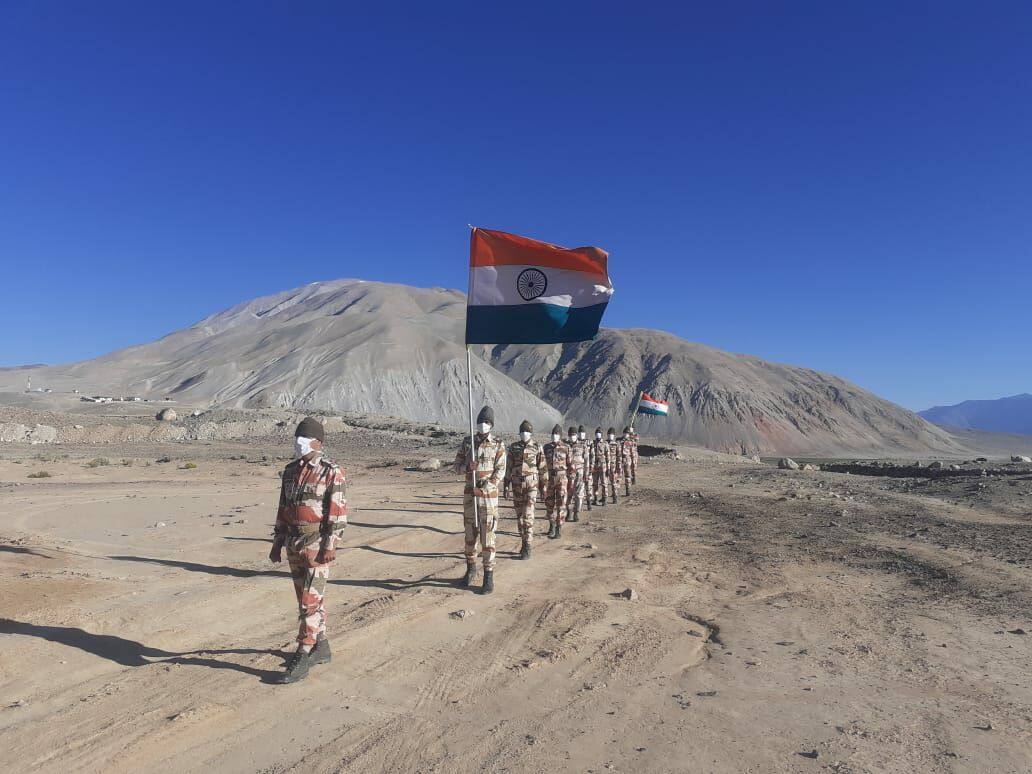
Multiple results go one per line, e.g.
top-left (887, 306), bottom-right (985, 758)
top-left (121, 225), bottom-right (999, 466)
top-left (269, 417), bottom-right (347, 684)
top-left (628, 423), bottom-right (639, 484)
top-left (619, 426), bottom-right (634, 496)
top-left (453, 405), bottom-right (506, 594)
top-left (507, 420), bottom-right (547, 559)
top-left (590, 427), bottom-right (611, 506)
top-left (543, 423), bottom-right (571, 539)
top-left (606, 427), bottom-right (621, 503)
top-left (501, 439), bottom-right (511, 499)
top-left (566, 425), bottom-right (590, 522)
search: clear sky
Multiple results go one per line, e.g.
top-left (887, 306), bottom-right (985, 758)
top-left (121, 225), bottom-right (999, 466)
top-left (2, 2), bottom-right (1029, 410)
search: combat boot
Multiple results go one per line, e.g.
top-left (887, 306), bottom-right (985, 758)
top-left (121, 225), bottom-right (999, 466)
top-left (611, 492), bottom-right (618, 504)
top-left (555, 522), bottom-right (562, 539)
top-left (520, 540), bottom-right (530, 560)
top-left (461, 563), bottom-right (476, 588)
top-left (547, 522), bottom-right (558, 539)
top-left (309, 635), bottom-right (332, 666)
top-left (481, 570), bottom-right (494, 595)
top-left (279, 647), bottom-right (311, 684)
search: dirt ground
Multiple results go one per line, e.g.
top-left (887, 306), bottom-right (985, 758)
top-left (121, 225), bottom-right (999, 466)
top-left (1, 426), bottom-right (1030, 773)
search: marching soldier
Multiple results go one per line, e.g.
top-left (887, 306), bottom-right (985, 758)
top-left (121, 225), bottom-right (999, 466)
top-left (453, 405), bottom-right (506, 594)
top-left (606, 427), bottom-right (621, 503)
top-left (507, 420), bottom-right (547, 558)
top-left (578, 425), bottom-right (592, 512)
top-left (620, 427), bottom-right (634, 496)
top-left (590, 427), bottom-right (610, 506)
top-left (269, 417), bottom-right (347, 684)
top-left (543, 423), bottom-right (571, 539)
top-left (566, 425), bottom-right (589, 522)
top-left (501, 439), bottom-right (511, 499)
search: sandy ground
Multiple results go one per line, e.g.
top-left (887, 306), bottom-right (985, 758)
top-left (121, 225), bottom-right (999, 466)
top-left (1, 432), bottom-right (1031, 773)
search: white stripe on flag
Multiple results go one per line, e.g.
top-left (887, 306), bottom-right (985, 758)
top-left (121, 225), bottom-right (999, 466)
top-left (469, 264), bottom-right (613, 308)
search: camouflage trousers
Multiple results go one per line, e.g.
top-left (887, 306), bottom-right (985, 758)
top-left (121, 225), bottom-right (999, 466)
top-left (566, 471), bottom-right (587, 520)
top-left (591, 468), bottom-right (608, 502)
top-left (607, 468), bottom-right (619, 499)
top-left (620, 461), bottom-right (632, 494)
top-left (464, 486), bottom-right (498, 571)
top-left (511, 480), bottom-right (538, 544)
top-left (546, 474), bottom-right (568, 525)
top-left (286, 544), bottom-right (329, 650)
top-left (630, 454), bottom-right (637, 482)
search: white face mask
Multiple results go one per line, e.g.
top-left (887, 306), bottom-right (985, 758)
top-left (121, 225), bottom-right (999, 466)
top-left (520, 431), bottom-right (532, 442)
top-left (608, 434), bottom-right (615, 441)
top-left (578, 432), bottom-right (586, 440)
top-left (595, 433), bottom-right (602, 440)
top-left (294, 436), bottom-right (315, 458)
top-left (551, 433), bottom-right (560, 443)
top-left (477, 423), bottom-right (491, 435)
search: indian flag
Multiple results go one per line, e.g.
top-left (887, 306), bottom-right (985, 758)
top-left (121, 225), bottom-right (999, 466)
top-left (465, 227), bottom-right (614, 344)
top-left (638, 392), bottom-right (669, 416)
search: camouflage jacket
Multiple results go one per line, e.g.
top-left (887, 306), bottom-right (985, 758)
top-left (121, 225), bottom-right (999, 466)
top-left (507, 439), bottom-right (547, 488)
top-left (454, 434), bottom-right (507, 493)
top-left (543, 439), bottom-right (573, 481)
top-left (275, 455), bottom-right (347, 536)
top-left (607, 439), bottom-right (623, 472)
top-left (590, 439), bottom-right (610, 472)
top-left (568, 439), bottom-right (590, 477)
top-left (618, 438), bottom-right (634, 466)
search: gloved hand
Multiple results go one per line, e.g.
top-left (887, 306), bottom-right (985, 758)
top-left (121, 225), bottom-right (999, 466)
top-left (269, 536), bottom-right (284, 564)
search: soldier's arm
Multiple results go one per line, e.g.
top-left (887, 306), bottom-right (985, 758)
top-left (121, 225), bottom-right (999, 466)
top-left (537, 448), bottom-right (548, 480)
top-left (322, 465), bottom-right (348, 534)
top-left (490, 442), bottom-right (506, 487)
top-left (453, 440), bottom-right (467, 474)
top-left (274, 471), bottom-right (289, 538)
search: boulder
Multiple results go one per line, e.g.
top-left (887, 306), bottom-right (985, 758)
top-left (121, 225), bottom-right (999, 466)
top-left (156, 408), bottom-right (178, 422)
top-left (802, 463), bottom-right (819, 471)
top-left (928, 461), bottom-right (944, 470)
top-left (1011, 455), bottom-right (1032, 463)
top-left (415, 458), bottom-right (442, 472)
top-left (778, 458), bottom-right (800, 470)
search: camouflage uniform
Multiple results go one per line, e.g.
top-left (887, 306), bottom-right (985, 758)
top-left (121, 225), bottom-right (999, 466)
top-left (590, 434), bottom-right (611, 505)
top-left (275, 454), bottom-right (347, 649)
top-left (543, 435), bottom-right (572, 532)
top-left (454, 433), bottom-right (506, 572)
top-left (508, 436), bottom-right (547, 546)
top-left (619, 434), bottom-right (634, 495)
top-left (606, 433), bottom-right (622, 502)
top-left (566, 433), bottom-right (590, 522)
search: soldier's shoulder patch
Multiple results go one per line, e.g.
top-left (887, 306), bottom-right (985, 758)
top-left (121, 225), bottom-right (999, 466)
top-left (320, 457), bottom-right (342, 471)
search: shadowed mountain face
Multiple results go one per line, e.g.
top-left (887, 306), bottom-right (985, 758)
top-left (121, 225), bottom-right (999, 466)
top-left (1, 280), bottom-right (963, 455)
top-left (480, 330), bottom-right (962, 456)
top-left (920, 394), bottom-right (1032, 435)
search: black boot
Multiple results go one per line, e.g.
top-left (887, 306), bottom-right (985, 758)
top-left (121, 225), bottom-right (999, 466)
top-left (571, 507), bottom-right (580, 522)
top-left (555, 522), bottom-right (562, 539)
top-left (279, 647), bottom-right (310, 684)
top-left (481, 570), bottom-right (494, 594)
top-left (520, 540), bottom-right (531, 560)
top-left (611, 492), bottom-right (618, 504)
top-left (461, 563), bottom-right (476, 588)
top-left (309, 635), bottom-right (332, 666)
top-left (625, 485), bottom-right (631, 497)
top-left (548, 522), bottom-right (557, 539)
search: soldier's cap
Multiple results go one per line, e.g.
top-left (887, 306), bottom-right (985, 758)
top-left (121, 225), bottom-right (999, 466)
top-left (519, 420), bottom-right (532, 433)
top-left (607, 427), bottom-right (615, 434)
top-left (552, 424), bottom-right (563, 435)
top-left (623, 426), bottom-right (631, 433)
top-left (568, 426), bottom-right (577, 435)
top-left (476, 406), bottom-right (494, 425)
top-left (578, 425), bottom-right (585, 433)
top-left (295, 416), bottom-right (324, 442)
top-left (595, 426), bottom-right (603, 433)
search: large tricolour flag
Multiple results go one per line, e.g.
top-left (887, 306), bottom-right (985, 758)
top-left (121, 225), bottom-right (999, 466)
top-left (638, 392), bottom-right (669, 416)
top-left (465, 227), bottom-right (614, 344)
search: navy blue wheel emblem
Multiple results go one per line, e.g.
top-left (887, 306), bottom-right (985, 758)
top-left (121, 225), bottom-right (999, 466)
top-left (516, 268), bottom-right (548, 300)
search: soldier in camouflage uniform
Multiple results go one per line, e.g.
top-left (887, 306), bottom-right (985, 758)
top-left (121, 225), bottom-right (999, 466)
top-left (453, 405), bottom-right (506, 594)
top-left (507, 419), bottom-right (547, 559)
top-left (566, 425), bottom-right (590, 522)
top-left (605, 427), bottom-right (621, 503)
top-left (590, 427), bottom-right (611, 506)
top-left (269, 417), bottom-right (348, 684)
top-left (619, 426), bottom-right (634, 496)
top-left (630, 424), bottom-right (640, 484)
top-left (543, 423), bottom-right (571, 539)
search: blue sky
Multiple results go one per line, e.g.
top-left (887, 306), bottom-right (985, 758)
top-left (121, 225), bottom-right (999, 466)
top-left (2, 2), bottom-right (1029, 410)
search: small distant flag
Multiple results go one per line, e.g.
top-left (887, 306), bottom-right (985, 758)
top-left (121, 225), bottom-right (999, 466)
top-left (465, 227), bottom-right (614, 345)
top-left (637, 392), bottom-right (669, 417)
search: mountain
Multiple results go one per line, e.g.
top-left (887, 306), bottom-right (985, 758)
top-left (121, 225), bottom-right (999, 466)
top-left (0, 280), bottom-right (561, 432)
top-left (920, 394), bottom-right (1032, 435)
top-left (479, 331), bottom-right (962, 456)
top-left (0, 279), bottom-right (963, 455)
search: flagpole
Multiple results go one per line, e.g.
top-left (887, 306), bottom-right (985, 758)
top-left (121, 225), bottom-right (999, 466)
top-left (466, 345), bottom-right (480, 531)
top-left (626, 390), bottom-right (644, 430)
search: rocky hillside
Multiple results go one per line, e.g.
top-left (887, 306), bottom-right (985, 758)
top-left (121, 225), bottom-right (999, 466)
top-left (480, 330), bottom-right (963, 456)
top-left (0, 280), bottom-right (966, 455)
top-left (920, 393), bottom-right (1032, 435)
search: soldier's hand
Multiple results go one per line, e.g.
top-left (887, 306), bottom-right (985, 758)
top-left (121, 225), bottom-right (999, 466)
top-left (269, 540), bottom-right (283, 564)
